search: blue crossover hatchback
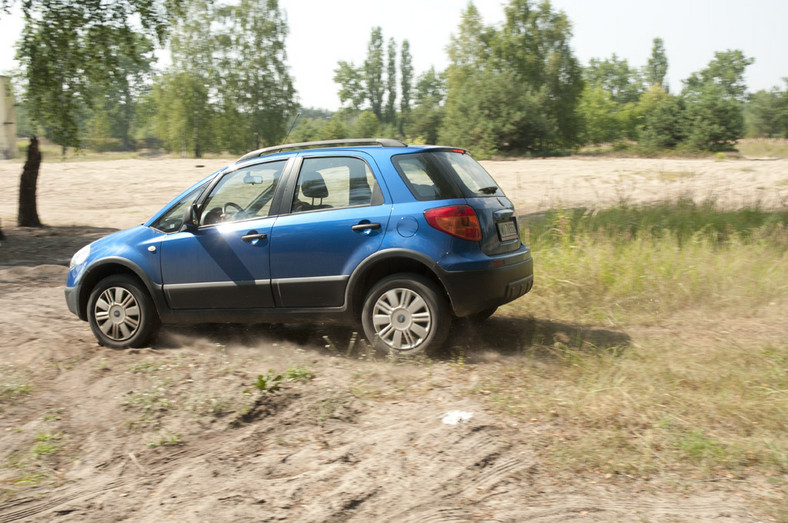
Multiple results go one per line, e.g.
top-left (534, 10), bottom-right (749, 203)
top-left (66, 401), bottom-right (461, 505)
top-left (65, 139), bottom-right (533, 355)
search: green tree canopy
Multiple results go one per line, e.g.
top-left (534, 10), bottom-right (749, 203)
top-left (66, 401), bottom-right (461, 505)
top-left (745, 83), bottom-right (788, 138)
top-left (681, 50), bottom-right (754, 150)
top-left (154, 0), bottom-right (296, 155)
top-left (11, 0), bottom-right (182, 152)
top-left (585, 54), bottom-right (643, 104)
top-left (365, 27), bottom-right (385, 121)
top-left (645, 37), bottom-right (668, 90)
top-left (441, 0), bottom-right (583, 154)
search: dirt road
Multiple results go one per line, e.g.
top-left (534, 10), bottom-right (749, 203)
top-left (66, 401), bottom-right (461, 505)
top-left (0, 156), bottom-right (785, 521)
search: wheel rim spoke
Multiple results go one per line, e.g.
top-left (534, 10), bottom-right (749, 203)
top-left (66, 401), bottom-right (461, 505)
top-left (372, 287), bottom-right (432, 351)
top-left (93, 285), bottom-right (140, 342)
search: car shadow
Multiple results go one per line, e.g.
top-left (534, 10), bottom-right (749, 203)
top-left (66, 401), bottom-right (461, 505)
top-left (443, 316), bottom-right (632, 362)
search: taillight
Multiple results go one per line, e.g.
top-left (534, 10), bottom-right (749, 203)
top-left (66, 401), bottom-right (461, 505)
top-left (424, 205), bottom-right (482, 241)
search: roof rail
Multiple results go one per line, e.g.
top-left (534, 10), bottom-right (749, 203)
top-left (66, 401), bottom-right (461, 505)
top-left (238, 138), bottom-right (408, 162)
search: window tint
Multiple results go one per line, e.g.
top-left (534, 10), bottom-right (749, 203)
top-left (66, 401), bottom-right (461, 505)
top-left (291, 157), bottom-right (382, 213)
top-left (392, 152), bottom-right (501, 200)
top-left (443, 152), bottom-right (502, 197)
top-left (391, 153), bottom-right (462, 201)
top-left (150, 181), bottom-right (209, 233)
top-left (200, 161), bottom-right (285, 225)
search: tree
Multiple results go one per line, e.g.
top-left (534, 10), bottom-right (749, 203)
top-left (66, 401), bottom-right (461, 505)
top-left (442, 0), bottom-right (584, 154)
top-left (214, 0), bottom-right (296, 149)
top-left (577, 85), bottom-right (620, 144)
top-left (18, 136), bottom-right (42, 226)
top-left (582, 54), bottom-right (643, 142)
top-left (355, 110), bottom-right (381, 137)
top-left (153, 0), bottom-right (296, 155)
top-left (334, 61), bottom-right (366, 110)
top-left (400, 39), bottom-right (413, 131)
top-left (321, 113), bottom-right (348, 140)
top-left (154, 0), bottom-right (215, 157)
top-left (681, 50), bottom-right (754, 150)
top-left (637, 84), bottom-right (687, 149)
top-left (498, 0), bottom-right (584, 149)
top-left (88, 33), bottom-right (154, 151)
top-left (406, 67), bottom-right (445, 144)
top-left (645, 37), bottom-right (668, 90)
top-left (384, 38), bottom-right (397, 125)
top-left (684, 49), bottom-right (753, 102)
top-left (153, 70), bottom-right (213, 157)
top-left (365, 27), bottom-right (385, 121)
top-left (746, 83), bottom-right (788, 138)
top-left (585, 54), bottom-right (643, 104)
top-left (13, 0), bottom-right (177, 154)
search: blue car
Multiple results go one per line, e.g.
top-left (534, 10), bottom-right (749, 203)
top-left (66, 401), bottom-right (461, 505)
top-left (65, 139), bottom-right (533, 356)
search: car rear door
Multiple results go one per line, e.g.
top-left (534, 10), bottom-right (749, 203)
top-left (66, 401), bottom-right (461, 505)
top-left (268, 154), bottom-right (392, 308)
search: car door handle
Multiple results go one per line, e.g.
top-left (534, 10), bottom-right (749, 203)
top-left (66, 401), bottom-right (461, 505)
top-left (241, 232), bottom-right (268, 242)
top-left (351, 222), bottom-right (381, 232)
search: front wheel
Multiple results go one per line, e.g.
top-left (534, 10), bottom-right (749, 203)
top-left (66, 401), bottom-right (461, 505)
top-left (361, 273), bottom-right (450, 357)
top-left (87, 274), bottom-right (160, 349)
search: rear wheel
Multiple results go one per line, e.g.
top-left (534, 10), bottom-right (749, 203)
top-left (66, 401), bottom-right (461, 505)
top-left (87, 274), bottom-right (160, 348)
top-left (361, 273), bottom-right (450, 357)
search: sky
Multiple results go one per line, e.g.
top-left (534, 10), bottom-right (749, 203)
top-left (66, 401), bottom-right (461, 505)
top-left (1, 0), bottom-right (787, 110)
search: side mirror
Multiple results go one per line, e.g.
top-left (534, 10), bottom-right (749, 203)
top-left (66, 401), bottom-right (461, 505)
top-left (179, 202), bottom-right (202, 232)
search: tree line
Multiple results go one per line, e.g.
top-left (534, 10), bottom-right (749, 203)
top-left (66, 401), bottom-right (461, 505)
top-left (5, 0), bottom-right (788, 160)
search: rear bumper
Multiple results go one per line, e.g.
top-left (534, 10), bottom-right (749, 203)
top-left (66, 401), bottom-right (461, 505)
top-left (439, 248), bottom-right (534, 317)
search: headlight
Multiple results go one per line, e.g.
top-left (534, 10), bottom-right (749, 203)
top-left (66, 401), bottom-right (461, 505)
top-left (69, 244), bottom-right (91, 269)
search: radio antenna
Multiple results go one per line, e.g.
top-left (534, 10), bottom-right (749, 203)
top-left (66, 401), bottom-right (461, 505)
top-left (281, 112), bottom-right (301, 145)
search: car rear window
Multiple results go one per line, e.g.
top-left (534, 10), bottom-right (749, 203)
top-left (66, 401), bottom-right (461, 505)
top-left (392, 151), bottom-right (502, 201)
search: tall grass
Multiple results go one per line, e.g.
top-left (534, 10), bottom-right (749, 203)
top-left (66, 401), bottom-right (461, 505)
top-left (736, 138), bottom-right (788, 159)
top-left (478, 201), bottom-right (788, 482)
top-left (519, 201), bottom-right (788, 324)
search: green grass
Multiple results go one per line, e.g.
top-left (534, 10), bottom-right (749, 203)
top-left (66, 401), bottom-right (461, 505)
top-left (519, 201), bottom-right (788, 325)
top-left (479, 201), bottom-right (788, 478)
top-left (736, 138), bottom-right (788, 159)
top-left (0, 368), bottom-right (33, 411)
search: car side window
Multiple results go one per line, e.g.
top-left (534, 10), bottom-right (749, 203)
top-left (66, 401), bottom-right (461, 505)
top-left (391, 153), bottom-right (462, 201)
top-left (291, 157), bottom-right (382, 213)
top-left (150, 181), bottom-right (209, 233)
top-left (200, 161), bottom-right (286, 226)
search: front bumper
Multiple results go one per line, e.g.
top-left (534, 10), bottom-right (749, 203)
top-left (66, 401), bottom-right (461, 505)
top-left (65, 286), bottom-right (81, 318)
top-left (439, 248), bottom-right (534, 317)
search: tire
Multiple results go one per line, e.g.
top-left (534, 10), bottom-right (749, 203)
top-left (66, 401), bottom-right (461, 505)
top-left (87, 274), bottom-right (160, 349)
top-left (361, 273), bottom-right (450, 357)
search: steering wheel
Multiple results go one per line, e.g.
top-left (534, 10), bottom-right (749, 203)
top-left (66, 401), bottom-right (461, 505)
top-left (223, 202), bottom-right (244, 215)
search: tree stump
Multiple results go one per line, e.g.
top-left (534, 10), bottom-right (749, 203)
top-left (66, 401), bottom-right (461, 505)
top-left (18, 136), bottom-right (42, 227)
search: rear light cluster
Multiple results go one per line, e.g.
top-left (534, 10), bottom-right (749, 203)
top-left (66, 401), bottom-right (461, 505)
top-left (424, 205), bottom-right (482, 241)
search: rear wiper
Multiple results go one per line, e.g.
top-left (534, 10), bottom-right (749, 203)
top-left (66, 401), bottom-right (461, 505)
top-left (478, 186), bottom-right (498, 194)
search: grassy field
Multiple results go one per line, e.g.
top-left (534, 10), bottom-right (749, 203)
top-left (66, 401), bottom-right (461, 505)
top-left (484, 202), bottom-right (788, 485)
top-left (736, 138), bottom-right (788, 159)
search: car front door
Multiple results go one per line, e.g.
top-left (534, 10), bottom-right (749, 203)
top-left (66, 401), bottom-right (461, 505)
top-left (159, 160), bottom-right (288, 310)
top-left (269, 155), bottom-right (392, 308)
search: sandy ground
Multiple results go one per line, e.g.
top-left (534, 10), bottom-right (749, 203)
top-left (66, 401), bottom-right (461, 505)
top-left (1, 155), bottom-right (787, 231)
top-left (0, 156), bottom-right (786, 521)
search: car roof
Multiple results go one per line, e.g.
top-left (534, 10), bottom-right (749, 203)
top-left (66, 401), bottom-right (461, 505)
top-left (234, 139), bottom-right (464, 166)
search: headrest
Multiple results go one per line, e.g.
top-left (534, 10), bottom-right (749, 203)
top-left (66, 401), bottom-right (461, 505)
top-left (301, 170), bottom-right (328, 199)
